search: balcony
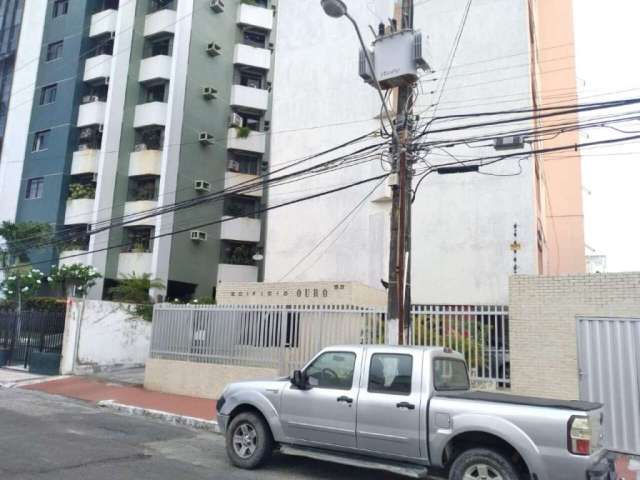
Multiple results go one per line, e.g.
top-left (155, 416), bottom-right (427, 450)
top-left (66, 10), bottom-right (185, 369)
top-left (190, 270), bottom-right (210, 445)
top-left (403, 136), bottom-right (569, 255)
top-left (139, 55), bottom-right (172, 83)
top-left (230, 84), bottom-right (269, 112)
top-left (225, 171), bottom-right (262, 198)
top-left (123, 200), bottom-right (158, 226)
top-left (233, 44), bottom-right (271, 70)
top-left (84, 54), bottom-right (112, 83)
top-left (64, 199), bottom-right (95, 225)
top-left (129, 149), bottom-right (162, 176)
top-left (217, 264), bottom-right (258, 283)
top-left (77, 100), bottom-right (106, 127)
top-left (71, 149), bottom-right (99, 175)
top-left (89, 9), bottom-right (117, 38)
top-left (133, 102), bottom-right (167, 128)
top-left (226, 128), bottom-right (266, 154)
top-left (118, 252), bottom-right (153, 277)
top-left (220, 216), bottom-right (261, 243)
top-left (237, 3), bottom-right (273, 31)
top-left (144, 9), bottom-right (176, 37)
top-left (59, 249), bottom-right (89, 268)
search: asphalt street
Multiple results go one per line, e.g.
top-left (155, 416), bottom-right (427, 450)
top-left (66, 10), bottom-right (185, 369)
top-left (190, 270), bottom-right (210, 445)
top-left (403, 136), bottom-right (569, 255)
top-left (0, 388), bottom-right (406, 480)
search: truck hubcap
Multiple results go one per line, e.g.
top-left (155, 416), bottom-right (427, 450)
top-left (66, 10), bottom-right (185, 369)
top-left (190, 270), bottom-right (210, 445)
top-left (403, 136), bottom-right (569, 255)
top-left (463, 463), bottom-right (503, 480)
top-left (232, 423), bottom-right (257, 459)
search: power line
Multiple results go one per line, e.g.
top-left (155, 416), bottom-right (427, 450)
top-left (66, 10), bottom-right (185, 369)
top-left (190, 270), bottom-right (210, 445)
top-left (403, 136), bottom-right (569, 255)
top-left (1, 173), bottom-right (390, 273)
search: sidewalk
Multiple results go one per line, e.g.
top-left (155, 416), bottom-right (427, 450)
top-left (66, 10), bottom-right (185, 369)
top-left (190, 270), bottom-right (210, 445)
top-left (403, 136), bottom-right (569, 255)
top-left (23, 376), bottom-right (217, 424)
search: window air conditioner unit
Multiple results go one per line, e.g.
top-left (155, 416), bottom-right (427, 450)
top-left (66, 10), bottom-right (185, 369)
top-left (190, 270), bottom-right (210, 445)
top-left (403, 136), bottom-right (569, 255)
top-left (206, 42), bottom-right (222, 56)
top-left (202, 86), bottom-right (218, 100)
top-left (134, 143), bottom-right (148, 152)
top-left (194, 180), bottom-right (211, 192)
top-left (209, 0), bottom-right (224, 13)
top-left (199, 131), bottom-right (214, 145)
top-left (229, 112), bottom-right (243, 127)
top-left (228, 160), bottom-right (241, 172)
top-left (494, 135), bottom-right (525, 150)
top-left (190, 230), bottom-right (208, 242)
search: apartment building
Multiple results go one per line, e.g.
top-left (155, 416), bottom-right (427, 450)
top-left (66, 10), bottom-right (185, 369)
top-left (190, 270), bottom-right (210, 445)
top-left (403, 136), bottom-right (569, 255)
top-left (263, 0), bottom-right (585, 305)
top-left (0, 0), bottom-right (276, 299)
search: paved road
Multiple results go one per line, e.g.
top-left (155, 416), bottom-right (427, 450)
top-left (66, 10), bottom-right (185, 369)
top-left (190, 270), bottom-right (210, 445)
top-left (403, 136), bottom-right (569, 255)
top-left (0, 388), bottom-right (406, 480)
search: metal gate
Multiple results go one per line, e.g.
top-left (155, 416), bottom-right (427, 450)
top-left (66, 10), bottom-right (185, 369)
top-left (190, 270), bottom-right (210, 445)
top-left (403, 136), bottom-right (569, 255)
top-left (0, 311), bottom-right (66, 368)
top-left (577, 316), bottom-right (640, 455)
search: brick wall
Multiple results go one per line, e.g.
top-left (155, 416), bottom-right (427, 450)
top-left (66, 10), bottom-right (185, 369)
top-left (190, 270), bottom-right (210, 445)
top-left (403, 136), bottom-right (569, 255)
top-left (509, 273), bottom-right (640, 400)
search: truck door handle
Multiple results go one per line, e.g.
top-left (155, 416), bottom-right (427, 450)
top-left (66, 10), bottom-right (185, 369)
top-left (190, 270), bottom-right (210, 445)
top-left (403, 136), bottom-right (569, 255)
top-left (396, 402), bottom-right (415, 410)
top-left (337, 395), bottom-right (353, 404)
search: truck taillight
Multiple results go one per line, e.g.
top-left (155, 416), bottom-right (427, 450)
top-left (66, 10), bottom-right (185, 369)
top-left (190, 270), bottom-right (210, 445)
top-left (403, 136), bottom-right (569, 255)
top-left (568, 416), bottom-right (592, 456)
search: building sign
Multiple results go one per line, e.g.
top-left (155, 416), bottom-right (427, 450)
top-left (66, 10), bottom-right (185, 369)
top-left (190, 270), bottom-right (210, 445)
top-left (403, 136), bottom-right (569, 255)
top-left (217, 281), bottom-right (386, 307)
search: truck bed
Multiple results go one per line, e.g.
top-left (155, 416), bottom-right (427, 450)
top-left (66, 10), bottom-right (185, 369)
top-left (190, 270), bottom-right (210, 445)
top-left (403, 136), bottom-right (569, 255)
top-left (435, 390), bottom-right (602, 411)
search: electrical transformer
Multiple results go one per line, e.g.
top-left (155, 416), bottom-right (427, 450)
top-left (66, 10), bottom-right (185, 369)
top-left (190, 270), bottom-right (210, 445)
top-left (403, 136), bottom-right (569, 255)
top-left (359, 30), bottom-right (432, 89)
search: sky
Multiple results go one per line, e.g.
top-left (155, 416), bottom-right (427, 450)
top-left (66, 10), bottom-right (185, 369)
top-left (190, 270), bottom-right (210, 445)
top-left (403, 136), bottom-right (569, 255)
top-left (573, 0), bottom-right (640, 272)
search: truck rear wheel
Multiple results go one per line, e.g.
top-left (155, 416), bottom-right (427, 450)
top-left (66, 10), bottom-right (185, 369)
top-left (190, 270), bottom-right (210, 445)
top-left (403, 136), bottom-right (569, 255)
top-left (449, 448), bottom-right (519, 480)
top-left (225, 411), bottom-right (273, 469)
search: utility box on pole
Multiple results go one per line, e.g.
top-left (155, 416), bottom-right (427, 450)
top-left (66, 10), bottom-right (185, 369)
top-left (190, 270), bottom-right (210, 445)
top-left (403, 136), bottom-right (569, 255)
top-left (359, 30), bottom-right (432, 89)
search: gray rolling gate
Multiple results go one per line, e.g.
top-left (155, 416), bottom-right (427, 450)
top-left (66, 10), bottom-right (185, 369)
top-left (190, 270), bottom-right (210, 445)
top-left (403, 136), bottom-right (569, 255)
top-left (577, 317), bottom-right (640, 455)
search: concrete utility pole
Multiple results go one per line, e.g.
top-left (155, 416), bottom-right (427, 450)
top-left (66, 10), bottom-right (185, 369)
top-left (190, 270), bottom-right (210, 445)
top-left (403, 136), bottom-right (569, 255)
top-left (387, 0), bottom-right (414, 345)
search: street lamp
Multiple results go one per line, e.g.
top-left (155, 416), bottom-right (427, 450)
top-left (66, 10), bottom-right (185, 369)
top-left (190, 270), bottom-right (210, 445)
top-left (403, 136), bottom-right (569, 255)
top-left (320, 0), bottom-right (399, 144)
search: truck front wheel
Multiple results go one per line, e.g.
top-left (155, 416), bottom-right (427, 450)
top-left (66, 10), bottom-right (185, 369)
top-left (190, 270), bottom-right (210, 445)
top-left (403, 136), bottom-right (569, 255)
top-left (225, 411), bottom-right (273, 469)
top-left (449, 448), bottom-right (519, 480)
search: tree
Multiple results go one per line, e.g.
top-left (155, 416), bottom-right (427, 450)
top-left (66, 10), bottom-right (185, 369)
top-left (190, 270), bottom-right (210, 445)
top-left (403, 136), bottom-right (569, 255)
top-left (108, 273), bottom-right (164, 304)
top-left (0, 221), bottom-right (53, 268)
top-left (108, 273), bottom-right (165, 322)
top-left (48, 263), bottom-right (101, 297)
top-left (0, 268), bottom-right (46, 312)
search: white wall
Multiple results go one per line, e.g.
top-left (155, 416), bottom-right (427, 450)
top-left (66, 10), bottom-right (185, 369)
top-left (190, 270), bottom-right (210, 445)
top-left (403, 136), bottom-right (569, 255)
top-left (265, 0), bottom-right (538, 305)
top-left (0, 1), bottom-right (47, 223)
top-left (60, 298), bottom-right (151, 374)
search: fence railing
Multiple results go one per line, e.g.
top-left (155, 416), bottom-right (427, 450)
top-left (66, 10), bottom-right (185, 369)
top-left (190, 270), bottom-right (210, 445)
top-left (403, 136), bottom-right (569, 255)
top-left (150, 303), bottom-right (509, 386)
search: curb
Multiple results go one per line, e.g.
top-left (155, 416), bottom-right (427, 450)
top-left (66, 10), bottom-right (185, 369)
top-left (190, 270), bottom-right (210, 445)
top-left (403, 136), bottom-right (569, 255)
top-left (97, 399), bottom-right (221, 433)
top-left (0, 374), bottom-right (69, 389)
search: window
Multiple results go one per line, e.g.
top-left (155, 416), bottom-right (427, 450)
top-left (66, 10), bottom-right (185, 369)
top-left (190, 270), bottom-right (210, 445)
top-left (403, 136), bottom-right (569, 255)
top-left (228, 154), bottom-right (259, 175)
top-left (123, 227), bottom-right (154, 253)
top-left (46, 41), bottom-right (63, 61)
top-left (240, 71), bottom-right (264, 89)
top-left (145, 36), bottom-right (172, 57)
top-left (433, 358), bottom-right (470, 391)
top-left (368, 353), bottom-right (413, 395)
top-left (32, 130), bottom-right (50, 151)
top-left (305, 352), bottom-right (356, 390)
top-left (243, 30), bottom-right (267, 48)
top-left (127, 176), bottom-right (159, 201)
top-left (26, 177), bottom-right (44, 199)
top-left (39, 84), bottom-right (57, 105)
top-left (145, 83), bottom-right (166, 103)
top-left (53, 0), bottom-right (69, 17)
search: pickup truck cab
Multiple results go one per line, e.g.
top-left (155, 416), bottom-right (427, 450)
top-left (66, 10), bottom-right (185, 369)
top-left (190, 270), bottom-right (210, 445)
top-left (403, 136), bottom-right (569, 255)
top-left (217, 345), bottom-right (614, 480)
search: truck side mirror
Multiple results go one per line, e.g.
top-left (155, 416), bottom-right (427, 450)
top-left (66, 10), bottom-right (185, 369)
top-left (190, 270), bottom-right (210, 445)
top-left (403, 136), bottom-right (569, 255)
top-left (291, 370), bottom-right (308, 390)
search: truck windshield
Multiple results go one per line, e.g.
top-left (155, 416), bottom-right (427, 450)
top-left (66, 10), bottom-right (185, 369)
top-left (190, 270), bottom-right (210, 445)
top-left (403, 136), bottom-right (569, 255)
top-left (433, 358), bottom-right (470, 391)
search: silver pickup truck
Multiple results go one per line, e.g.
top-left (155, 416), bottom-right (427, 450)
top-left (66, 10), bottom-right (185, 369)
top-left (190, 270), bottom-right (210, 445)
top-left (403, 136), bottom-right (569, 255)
top-left (217, 345), bottom-right (614, 480)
